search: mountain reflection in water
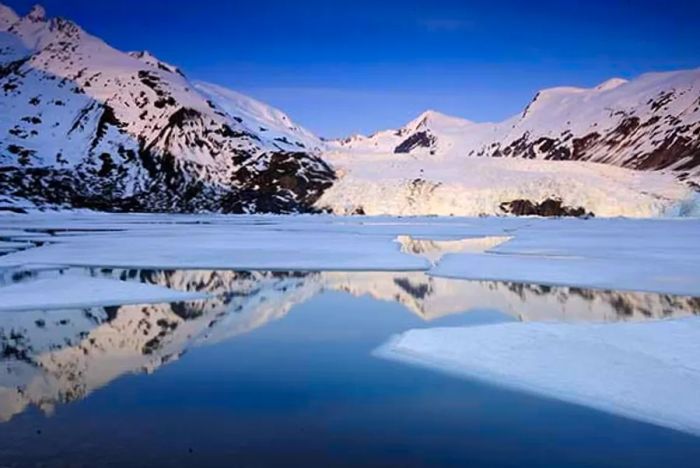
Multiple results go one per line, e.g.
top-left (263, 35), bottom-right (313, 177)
top-left (0, 267), bottom-right (698, 422)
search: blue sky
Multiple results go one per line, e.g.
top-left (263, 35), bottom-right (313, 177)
top-left (5, 0), bottom-right (700, 137)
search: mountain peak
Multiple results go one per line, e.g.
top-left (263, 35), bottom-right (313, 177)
top-left (0, 3), bottom-right (19, 30)
top-left (27, 4), bottom-right (46, 22)
top-left (594, 77), bottom-right (628, 92)
top-left (406, 109), bottom-right (474, 132)
top-left (0, 4), bottom-right (333, 213)
top-left (416, 109), bottom-right (455, 121)
top-left (419, 109), bottom-right (443, 118)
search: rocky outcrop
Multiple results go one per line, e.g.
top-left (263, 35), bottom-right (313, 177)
top-left (500, 198), bottom-right (592, 217)
top-left (394, 131), bottom-right (436, 154)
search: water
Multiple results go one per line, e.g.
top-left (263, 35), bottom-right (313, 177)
top-left (0, 268), bottom-right (699, 467)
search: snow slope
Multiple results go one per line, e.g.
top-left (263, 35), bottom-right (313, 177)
top-left (0, 3), bottom-right (332, 213)
top-left (377, 318), bottom-right (700, 436)
top-left (194, 81), bottom-right (321, 153)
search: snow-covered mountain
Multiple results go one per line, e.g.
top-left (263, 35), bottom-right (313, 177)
top-left (330, 109), bottom-right (499, 157)
top-left (0, 4), bottom-right (332, 213)
top-left (330, 70), bottom-right (700, 185)
top-left (322, 69), bottom-right (700, 217)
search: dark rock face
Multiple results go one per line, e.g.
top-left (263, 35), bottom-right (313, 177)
top-left (0, 152), bottom-right (335, 214)
top-left (500, 199), bottom-right (592, 217)
top-left (394, 131), bottom-right (436, 154)
top-left (220, 152), bottom-right (335, 214)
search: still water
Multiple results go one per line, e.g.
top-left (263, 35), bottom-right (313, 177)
top-left (0, 268), bottom-right (699, 467)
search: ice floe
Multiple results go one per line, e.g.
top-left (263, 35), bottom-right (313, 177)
top-left (0, 214), bottom-right (698, 296)
top-left (377, 318), bottom-right (700, 436)
top-left (431, 217), bottom-right (700, 296)
top-left (0, 276), bottom-right (208, 311)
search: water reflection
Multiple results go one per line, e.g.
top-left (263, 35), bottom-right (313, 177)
top-left (396, 235), bottom-right (511, 263)
top-left (0, 267), bottom-right (698, 422)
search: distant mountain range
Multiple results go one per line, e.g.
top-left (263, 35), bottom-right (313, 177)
top-left (1, 4), bottom-right (698, 216)
top-left (330, 70), bottom-right (700, 185)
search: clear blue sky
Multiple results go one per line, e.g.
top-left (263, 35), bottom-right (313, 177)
top-left (5, 0), bottom-right (700, 137)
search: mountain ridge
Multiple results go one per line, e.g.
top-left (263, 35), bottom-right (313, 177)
top-left (329, 68), bottom-right (700, 186)
top-left (0, 3), bottom-right (333, 213)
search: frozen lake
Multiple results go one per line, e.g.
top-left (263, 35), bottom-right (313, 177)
top-left (0, 214), bottom-right (699, 466)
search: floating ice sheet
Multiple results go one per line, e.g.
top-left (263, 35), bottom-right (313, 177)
top-left (0, 214), bottom-right (516, 271)
top-left (431, 252), bottom-right (700, 296)
top-left (430, 217), bottom-right (700, 296)
top-left (377, 318), bottom-right (700, 436)
top-left (0, 276), bottom-right (208, 311)
top-left (0, 214), bottom-right (698, 296)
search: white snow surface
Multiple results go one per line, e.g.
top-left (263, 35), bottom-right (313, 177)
top-left (318, 151), bottom-right (698, 217)
top-left (0, 275), bottom-right (207, 311)
top-left (377, 318), bottom-right (700, 436)
top-left (195, 81), bottom-right (322, 153)
top-left (431, 217), bottom-right (700, 296)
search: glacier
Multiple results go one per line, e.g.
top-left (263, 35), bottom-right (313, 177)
top-left (318, 151), bottom-right (699, 217)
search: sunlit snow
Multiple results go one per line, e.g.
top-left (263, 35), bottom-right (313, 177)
top-left (377, 318), bottom-right (700, 436)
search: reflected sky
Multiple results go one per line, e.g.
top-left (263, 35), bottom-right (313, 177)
top-left (0, 267), bottom-right (699, 466)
